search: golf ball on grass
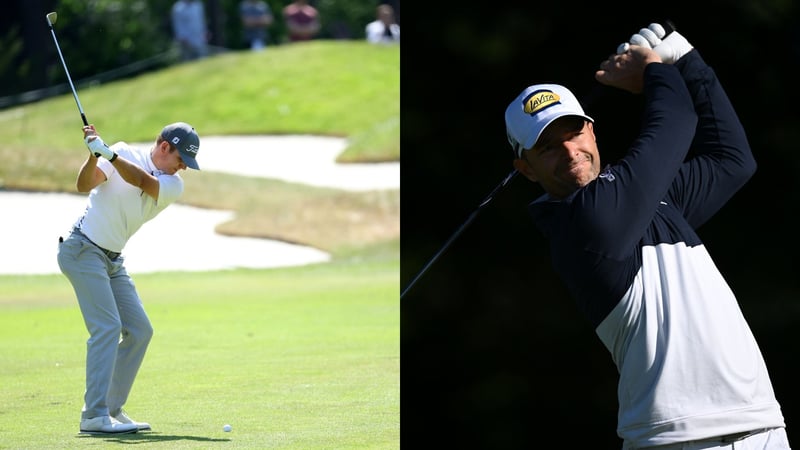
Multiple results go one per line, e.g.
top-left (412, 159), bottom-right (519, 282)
top-left (223, 424), bottom-right (232, 432)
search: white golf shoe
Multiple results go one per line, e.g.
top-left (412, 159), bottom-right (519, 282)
top-left (112, 410), bottom-right (152, 431)
top-left (79, 415), bottom-right (138, 434)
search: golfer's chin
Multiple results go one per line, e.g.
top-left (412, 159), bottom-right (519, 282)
top-left (548, 175), bottom-right (594, 198)
top-left (562, 173), bottom-right (595, 189)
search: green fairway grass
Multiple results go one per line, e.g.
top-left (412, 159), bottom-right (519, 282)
top-left (0, 40), bottom-right (399, 449)
top-left (0, 259), bottom-right (398, 449)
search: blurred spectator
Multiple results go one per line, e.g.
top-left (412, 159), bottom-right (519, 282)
top-left (366, 4), bottom-right (400, 44)
top-left (282, 0), bottom-right (321, 42)
top-left (240, 0), bottom-right (274, 51)
top-left (171, 0), bottom-right (209, 61)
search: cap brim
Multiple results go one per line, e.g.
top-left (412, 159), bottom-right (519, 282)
top-left (183, 156), bottom-right (200, 170)
top-left (525, 113), bottom-right (593, 152)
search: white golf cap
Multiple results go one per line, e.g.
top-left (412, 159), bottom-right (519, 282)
top-left (505, 84), bottom-right (593, 158)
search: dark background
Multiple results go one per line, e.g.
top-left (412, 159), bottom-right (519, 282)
top-left (401, 1), bottom-right (800, 448)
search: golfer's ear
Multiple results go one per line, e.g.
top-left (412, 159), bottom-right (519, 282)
top-left (513, 158), bottom-right (538, 182)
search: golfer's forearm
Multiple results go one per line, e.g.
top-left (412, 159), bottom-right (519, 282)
top-left (111, 156), bottom-right (151, 191)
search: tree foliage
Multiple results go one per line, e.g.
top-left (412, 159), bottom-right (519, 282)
top-left (0, 0), bottom-right (395, 100)
top-left (45, 0), bottom-right (173, 83)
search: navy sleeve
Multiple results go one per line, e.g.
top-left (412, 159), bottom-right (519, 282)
top-left (572, 63), bottom-right (697, 259)
top-left (666, 50), bottom-right (756, 227)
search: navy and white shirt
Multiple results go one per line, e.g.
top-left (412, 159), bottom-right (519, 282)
top-left (528, 51), bottom-right (785, 447)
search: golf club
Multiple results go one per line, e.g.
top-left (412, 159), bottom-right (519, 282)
top-left (400, 169), bottom-right (519, 300)
top-left (46, 11), bottom-right (89, 126)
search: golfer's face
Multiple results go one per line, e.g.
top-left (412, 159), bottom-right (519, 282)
top-left (522, 118), bottom-right (600, 198)
top-left (155, 141), bottom-right (188, 175)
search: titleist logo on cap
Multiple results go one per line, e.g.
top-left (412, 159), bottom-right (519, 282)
top-left (524, 90), bottom-right (561, 116)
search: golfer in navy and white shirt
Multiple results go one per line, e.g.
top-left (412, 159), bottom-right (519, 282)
top-left (504, 25), bottom-right (790, 449)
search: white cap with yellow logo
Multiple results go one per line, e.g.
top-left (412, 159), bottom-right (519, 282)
top-left (504, 84), bottom-right (593, 158)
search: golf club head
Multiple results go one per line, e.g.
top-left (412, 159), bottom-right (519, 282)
top-left (46, 12), bottom-right (57, 27)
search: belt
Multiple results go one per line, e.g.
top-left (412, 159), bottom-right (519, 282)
top-left (697, 428), bottom-right (773, 444)
top-left (719, 428), bottom-right (772, 443)
top-left (635, 428), bottom-right (776, 449)
top-left (73, 228), bottom-right (121, 260)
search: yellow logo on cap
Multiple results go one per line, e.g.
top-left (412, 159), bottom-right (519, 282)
top-left (524, 91), bottom-right (560, 115)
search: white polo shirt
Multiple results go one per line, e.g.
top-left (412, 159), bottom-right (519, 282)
top-left (77, 142), bottom-right (184, 252)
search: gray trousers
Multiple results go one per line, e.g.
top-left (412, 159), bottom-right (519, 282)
top-left (57, 230), bottom-right (153, 420)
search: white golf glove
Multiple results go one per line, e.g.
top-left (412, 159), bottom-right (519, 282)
top-left (85, 135), bottom-right (115, 160)
top-left (616, 22), bottom-right (693, 64)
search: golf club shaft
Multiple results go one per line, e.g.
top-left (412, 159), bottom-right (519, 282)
top-left (401, 169), bottom-right (518, 300)
top-left (47, 16), bottom-right (88, 126)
